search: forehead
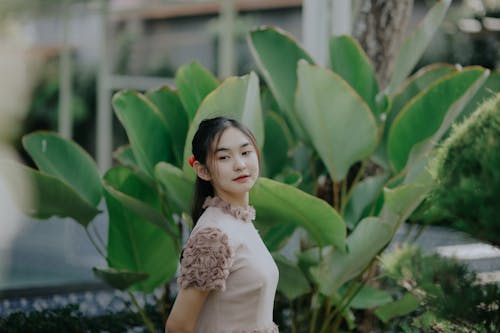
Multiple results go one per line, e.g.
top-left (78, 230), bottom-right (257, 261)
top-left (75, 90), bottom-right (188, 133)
top-left (215, 127), bottom-right (251, 149)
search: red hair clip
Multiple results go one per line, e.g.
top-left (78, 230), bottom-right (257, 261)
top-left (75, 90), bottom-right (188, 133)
top-left (188, 155), bottom-right (196, 167)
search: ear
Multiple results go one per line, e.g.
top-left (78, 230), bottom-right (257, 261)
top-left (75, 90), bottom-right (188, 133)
top-left (193, 161), bottom-right (212, 181)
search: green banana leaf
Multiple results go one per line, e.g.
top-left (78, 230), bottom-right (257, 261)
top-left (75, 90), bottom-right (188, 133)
top-left (248, 26), bottom-right (313, 141)
top-left (387, 0), bottom-right (452, 94)
top-left (374, 293), bottom-right (420, 323)
top-left (348, 285), bottom-right (393, 309)
top-left (374, 64), bottom-right (457, 169)
top-left (388, 67), bottom-right (489, 171)
top-left (103, 166), bottom-right (178, 239)
top-left (388, 63), bottom-right (457, 131)
top-left (263, 111), bottom-right (292, 177)
top-left (104, 166), bottom-right (179, 293)
top-left (329, 35), bottom-right (380, 115)
top-left (313, 217), bottom-right (392, 295)
top-left (3, 161), bottom-right (100, 227)
top-left (113, 145), bottom-right (139, 170)
top-left (146, 86), bottom-right (189, 167)
top-left (22, 132), bottom-right (102, 206)
top-left (344, 174), bottom-right (389, 229)
top-left (112, 91), bottom-right (174, 177)
top-left (296, 61), bottom-right (378, 181)
top-left (155, 162), bottom-right (194, 216)
top-left (182, 72), bottom-right (264, 176)
top-left (92, 267), bottom-right (149, 291)
top-left (274, 254), bottom-right (311, 300)
top-left (258, 223), bottom-right (296, 253)
top-left (175, 62), bottom-right (219, 122)
top-left (457, 70), bottom-right (500, 122)
top-left (250, 177), bottom-right (346, 251)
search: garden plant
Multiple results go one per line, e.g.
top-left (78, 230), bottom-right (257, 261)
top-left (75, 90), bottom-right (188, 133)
top-left (3, 0), bottom-right (499, 331)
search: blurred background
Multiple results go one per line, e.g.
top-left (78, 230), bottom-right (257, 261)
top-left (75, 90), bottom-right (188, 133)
top-left (0, 0), bottom-right (498, 306)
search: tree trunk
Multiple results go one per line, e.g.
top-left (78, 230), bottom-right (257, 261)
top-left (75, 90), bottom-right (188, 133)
top-left (354, 0), bottom-right (414, 89)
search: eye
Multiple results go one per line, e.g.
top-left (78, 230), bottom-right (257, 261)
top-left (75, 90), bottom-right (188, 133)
top-left (218, 155), bottom-right (230, 161)
top-left (242, 150), bottom-right (253, 156)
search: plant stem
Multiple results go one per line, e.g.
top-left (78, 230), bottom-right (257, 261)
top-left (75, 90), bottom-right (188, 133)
top-left (341, 160), bottom-right (367, 215)
top-left (85, 227), bottom-right (107, 259)
top-left (128, 291), bottom-right (156, 333)
top-left (91, 222), bottom-right (106, 250)
top-left (308, 296), bottom-right (320, 333)
top-left (333, 181), bottom-right (340, 212)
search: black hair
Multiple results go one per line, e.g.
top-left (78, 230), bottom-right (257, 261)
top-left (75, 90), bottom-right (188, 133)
top-left (190, 117), bottom-right (261, 225)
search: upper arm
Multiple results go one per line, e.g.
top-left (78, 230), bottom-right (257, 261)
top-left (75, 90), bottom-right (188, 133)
top-left (166, 287), bottom-right (209, 333)
top-left (166, 227), bottom-right (233, 332)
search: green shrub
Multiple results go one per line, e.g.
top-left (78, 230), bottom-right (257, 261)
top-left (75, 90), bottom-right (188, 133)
top-left (380, 245), bottom-right (500, 332)
top-left (430, 93), bottom-right (500, 245)
top-left (0, 303), bottom-right (164, 333)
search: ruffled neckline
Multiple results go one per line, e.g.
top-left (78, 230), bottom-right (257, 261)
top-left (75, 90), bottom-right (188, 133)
top-left (203, 196), bottom-right (256, 223)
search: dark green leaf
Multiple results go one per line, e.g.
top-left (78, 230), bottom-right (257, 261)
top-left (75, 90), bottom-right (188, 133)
top-left (92, 267), bottom-right (149, 291)
top-left (3, 161), bottom-right (100, 227)
top-left (250, 177), bottom-right (346, 250)
top-left (329, 35), bottom-right (379, 115)
top-left (112, 90), bottom-right (174, 177)
top-left (22, 132), bottom-right (102, 206)
top-left (146, 86), bottom-right (189, 167)
top-left (175, 62), bottom-right (219, 121)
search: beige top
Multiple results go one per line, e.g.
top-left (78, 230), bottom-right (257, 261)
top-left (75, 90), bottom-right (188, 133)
top-left (178, 196), bottom-right (279, 333)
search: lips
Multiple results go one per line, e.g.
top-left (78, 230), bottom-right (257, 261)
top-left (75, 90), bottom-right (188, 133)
top-left (233, 175), bottom-right (250, 182)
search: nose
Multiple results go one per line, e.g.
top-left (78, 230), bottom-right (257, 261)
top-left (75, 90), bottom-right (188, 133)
top-left (233, 156), bottom-right (245, 170)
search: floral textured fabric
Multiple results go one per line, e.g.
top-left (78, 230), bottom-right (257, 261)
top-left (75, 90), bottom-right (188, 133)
top-left (177, 227), bottom-right (233, 291)
top-left (178, 196), bottom-right (279, 333)
top-left (203, 196), bottom-right (256, 223)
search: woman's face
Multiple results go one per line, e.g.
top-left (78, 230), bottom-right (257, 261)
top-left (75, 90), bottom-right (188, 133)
top-left (206, 127), bottom-right (259, 205)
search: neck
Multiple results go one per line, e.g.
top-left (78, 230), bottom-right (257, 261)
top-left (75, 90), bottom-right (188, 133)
top-left (215, 191), bottom-right (249, 208)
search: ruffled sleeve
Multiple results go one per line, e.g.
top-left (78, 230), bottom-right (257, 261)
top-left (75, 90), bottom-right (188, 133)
top-left (177, 227), bottom-right (233, 291)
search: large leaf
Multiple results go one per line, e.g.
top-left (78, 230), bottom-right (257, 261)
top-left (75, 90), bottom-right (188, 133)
top-left (155, 162), bottom-right (194, 216)
top-left (248, 26), bottom-right (313, 141)
top-left (112, 91), bottom-right (173, 177)
top-left (457, 70), bottom-right (500, 122)
top-left (263, 111), bottom-right (292, 177)
top-left (113, 145), bottom-right (139, 170)
top-left (388, 63), bottom-right (457, 131)
top-left (374, 293), bottom-right (420, 323)
top-left (296, 61), bottom-right (378, 181)
top-left (313, 217), bottom-right (392, 295)
top-left (388, 67), bottom-right (489, 172)
top-left (175, 62), bottom-right (219, 122)
top-left (274, 254), bottom-right (311, 300)
top-left (349, 285), bottom-right (393, 309)
top-left (182, 72), bottom-right (264, 176)
top-left (92, 267), bottom-right (149, 291)
top-left (104, 166), bottom-right (179, 293)
top-left (380, 163), bottom-right (434, 230)
top-left (103, 166), bottom-right (178, 238)
top-left (250, 177), bottom-right (346, 251)
top-left (374, 64), bottom-right (456, 168)
top-left (387, 0), bottom-right (452, 94)
top-left (344, 174), bottom-right (389, 229)
top-left (146, 86), bottom-right (189, 167)
top-left (329, 35), bottom-right (379, 115)
top-left (22, 132), bottom-right (102, 206)
top-left (258, 223), bottom-right (296, 253)
top-left (3, 161), bottom-right (100, 227)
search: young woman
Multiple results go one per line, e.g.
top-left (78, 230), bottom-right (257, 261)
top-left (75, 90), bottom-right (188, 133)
top-left (166, 117), bottom-right (279, 333)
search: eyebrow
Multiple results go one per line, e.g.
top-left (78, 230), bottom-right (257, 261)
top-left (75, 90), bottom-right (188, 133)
top-left (215, 142), bottom-right (251, 153)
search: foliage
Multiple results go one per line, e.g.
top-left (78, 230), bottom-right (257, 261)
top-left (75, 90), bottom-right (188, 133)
top-left (425, 93), bottom-right (500, 246)
top-left (4, 0), bottom-right (495, 331)
top-left (377, 245), bottom-right (500, 333)
top-left (0, 302), bottom-right (164, 333)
